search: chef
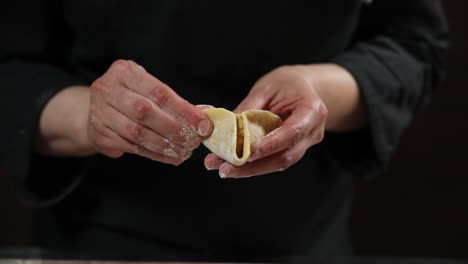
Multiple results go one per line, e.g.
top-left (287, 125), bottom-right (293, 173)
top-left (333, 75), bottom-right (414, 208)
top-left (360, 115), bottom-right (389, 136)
top-left (0, 0), bottom-right (448, 262)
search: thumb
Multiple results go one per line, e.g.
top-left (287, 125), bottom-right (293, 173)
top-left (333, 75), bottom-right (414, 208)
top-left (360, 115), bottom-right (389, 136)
top-left (233, 89), bottom-right (268, 114)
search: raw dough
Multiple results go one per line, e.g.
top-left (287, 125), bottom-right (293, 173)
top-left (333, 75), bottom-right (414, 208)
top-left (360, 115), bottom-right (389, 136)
top-left (202, 108), bottom-right (283, 166)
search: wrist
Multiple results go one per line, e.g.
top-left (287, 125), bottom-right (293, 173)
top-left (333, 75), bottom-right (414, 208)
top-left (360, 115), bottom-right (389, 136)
top-left (297, 63), bottom-right (367, 132)
top-left (34, 86), bottom-right (96, 157)
top-left (71, 88), bottom-right (95, 156)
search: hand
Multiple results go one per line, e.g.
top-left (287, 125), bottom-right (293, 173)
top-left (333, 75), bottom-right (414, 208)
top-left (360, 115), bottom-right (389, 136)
top-left (35, 60), bottom-right (212, 165)
top-left (204, 65), bottom-right (328, 177)
top-left (87, 60), bottom-right (212, 164)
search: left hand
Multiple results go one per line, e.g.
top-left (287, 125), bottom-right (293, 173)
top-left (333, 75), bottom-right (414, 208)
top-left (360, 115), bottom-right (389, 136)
top-left (204, 65), bottom-right (328, 178)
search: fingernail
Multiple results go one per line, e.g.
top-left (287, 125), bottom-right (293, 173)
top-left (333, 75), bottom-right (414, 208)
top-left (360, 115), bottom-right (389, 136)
top-left (204, 158), bottom-right (213, 170)
top-left (204, 155), bottom-right (217, 170)
top-left (205, 162), bottom-right (216, 170)
top-left (197, 119), bottom-right (211, 136)
top-left (219, 163), bottom-right (232, 178)
top-left (196, 104), bottom-right (214, 109)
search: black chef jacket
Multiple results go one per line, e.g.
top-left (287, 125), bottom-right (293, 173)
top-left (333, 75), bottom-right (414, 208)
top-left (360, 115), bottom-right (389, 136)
top-left (0, 0), bottom-right (448, 262)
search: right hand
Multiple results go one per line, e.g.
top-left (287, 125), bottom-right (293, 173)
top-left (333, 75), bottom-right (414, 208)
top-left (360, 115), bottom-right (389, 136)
top-left (88, 59), bottom-right (212, 164)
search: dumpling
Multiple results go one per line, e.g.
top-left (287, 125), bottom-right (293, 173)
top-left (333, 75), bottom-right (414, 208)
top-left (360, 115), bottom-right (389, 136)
top-left (202, 108), bottom-right (283, 166)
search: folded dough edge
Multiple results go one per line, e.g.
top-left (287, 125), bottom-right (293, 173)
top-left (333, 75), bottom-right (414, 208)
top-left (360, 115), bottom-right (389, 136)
top-left (202, 108), bottom-right (282, 166)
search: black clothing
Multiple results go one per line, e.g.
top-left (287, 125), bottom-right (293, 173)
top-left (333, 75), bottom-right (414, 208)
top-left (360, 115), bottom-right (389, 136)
top-left (0, 0), bottom-right (448, 262)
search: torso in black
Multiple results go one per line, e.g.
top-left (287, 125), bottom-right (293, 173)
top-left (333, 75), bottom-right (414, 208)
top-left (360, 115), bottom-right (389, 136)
top-left (0, 0), bottom-right (448, 262)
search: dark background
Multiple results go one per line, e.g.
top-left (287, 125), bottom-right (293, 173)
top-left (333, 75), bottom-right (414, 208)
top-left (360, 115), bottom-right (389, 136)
top-left (351, 0), bottom-right (468, 257)
top-left (1, 1), bottom-right (467, 258)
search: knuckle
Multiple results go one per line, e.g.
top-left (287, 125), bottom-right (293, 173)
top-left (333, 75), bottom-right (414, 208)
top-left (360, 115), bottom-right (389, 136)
top-left (129, 62), bottom-right (145, 85)
top-left (126, 60), bottom-right (143, 71)
top-left (149, 86), bottom-right (169, 107)
top-left (171, 126), bottom-right (197, 146)
top-left (132, 99), bottom-right (152, 122)
top-left (126, 60), bottom-right (146, 74)
top-left (90, 78), bottom-right (109, 95)
top-left (110, 59), bottom-right (130, 73)
top-left (126, 59), bottom-right (137, 67)
top-left (110, 60), bottom-right (132, 83)
top-left (126, 122), bottom-right (143, 142)
top-left (314, 130), bottom-right (325, 143)
top-left (179, 108), bottom-right (200, 125)
top-left (316, 101), bottom-right (328, 120)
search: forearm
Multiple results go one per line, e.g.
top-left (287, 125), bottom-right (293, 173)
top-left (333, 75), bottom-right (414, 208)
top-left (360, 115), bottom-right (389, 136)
top-left (299, 63), bottom-right (367, 132)
top-left (34, 85), bottom-right (95, 157)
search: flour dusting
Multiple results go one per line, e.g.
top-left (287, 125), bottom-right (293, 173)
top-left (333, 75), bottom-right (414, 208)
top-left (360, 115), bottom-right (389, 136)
top-left (163, 148), bottom-right (178, 157)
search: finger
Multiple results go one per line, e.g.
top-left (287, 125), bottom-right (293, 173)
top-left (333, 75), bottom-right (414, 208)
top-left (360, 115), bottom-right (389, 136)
top-left (248, 102), bottom-right (326, 162)
top-left (96, 120), bottom-right (191, 165)
top-left (204, 153), bottom-right (225, 170)
top-left (106, 60), bottom-right (212, 137)
top-left (218, 141), bottom-right (307, 178)
top-left (89, 129), bottom-right (126, 159)
top-left (92, 131), bottom-right (132, 159)
top-left (93, 79), bottom-right (200, 149)
top-left (308, 121), bottom-right (326, 147)
top-left (99, 102), bottom-right (192, 159)
top-left (134, 143), bottom-right (192, 166)
top-left (233, 88), bottom-right (268, 114)
top-left (89, 106), bottom-right (138, 155)
top-left (90, 105), bottom-right (191, 164)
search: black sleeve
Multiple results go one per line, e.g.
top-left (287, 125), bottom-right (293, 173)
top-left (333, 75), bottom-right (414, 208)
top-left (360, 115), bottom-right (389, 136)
top-left (327, 0), bottom-right (449, 178)
top-left (0, 1), bottom-right (88, 207)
